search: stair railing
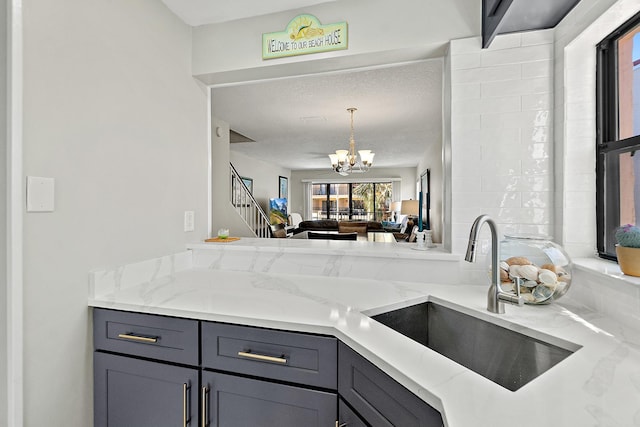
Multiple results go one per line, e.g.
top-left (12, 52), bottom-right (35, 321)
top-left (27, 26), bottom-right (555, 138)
top-left (229, 163), bottom-right (271, 238)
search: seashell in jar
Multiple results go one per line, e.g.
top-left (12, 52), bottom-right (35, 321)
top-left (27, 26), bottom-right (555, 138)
top-left (538, 269), bottom-right (558, 285)
top-left (500, 261), bottom-right (510, 271)
top-left (519, 285), bottom-right (532, 293)
top-left (509, 265), bottom-right (522, 278)
top-left (519, 264), bottom-right (540, 281)
top-left (532, 285), bottom-right (553, 302)
top-left (523, 280), bottom-right (538, 288)
top-left (540, 263), bottom-right (557, 273)
top-left (506, 256), bottom-right (533, 266)
top-left (558, 275), bottom-right (571, 283)
top-left (500, 269), bottom-right (510, 282)
top-left (521, 293), bottom-right (536, 303)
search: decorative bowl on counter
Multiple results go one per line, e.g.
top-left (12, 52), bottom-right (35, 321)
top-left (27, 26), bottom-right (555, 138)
top-left (498, 234), bottom-right (572, 305)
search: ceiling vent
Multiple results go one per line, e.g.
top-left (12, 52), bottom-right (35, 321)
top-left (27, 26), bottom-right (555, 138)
top-left (230, 129), bottom-right (256, 143)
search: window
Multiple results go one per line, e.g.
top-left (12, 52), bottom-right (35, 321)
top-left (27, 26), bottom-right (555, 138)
top-left (311, 182), bottom-right (392, 221)
top-left (597, 12), bottom-right (640, 260)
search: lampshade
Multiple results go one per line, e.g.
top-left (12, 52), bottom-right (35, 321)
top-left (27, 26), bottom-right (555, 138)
top-left (401, 199), bottom-right (419, 216)
top-left (390, 201), bottom-right (402, 212)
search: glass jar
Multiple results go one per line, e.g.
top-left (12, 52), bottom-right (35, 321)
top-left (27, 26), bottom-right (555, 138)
top-left (498, 234), bottom-right (572, 305)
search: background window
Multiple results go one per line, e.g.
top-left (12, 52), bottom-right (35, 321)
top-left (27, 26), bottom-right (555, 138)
top-left (311, 182), bottom-right (392, 221)
top-left (597, 12), bottom-right (640, 259)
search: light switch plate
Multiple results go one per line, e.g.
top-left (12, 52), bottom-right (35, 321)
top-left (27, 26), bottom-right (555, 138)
top-left (27, 176), bottom-right (55, 212)
top-left (184, 211), bottom-right (195, 232)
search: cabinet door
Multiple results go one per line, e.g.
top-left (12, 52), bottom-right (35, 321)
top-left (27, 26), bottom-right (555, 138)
top-left (202, 371), bottom-right (337, 427)
top-left (94, 352), bottom-right (199, 427)
top-left (339, 398), bottom-right (368, 427)
top-left (338, 342), bottom-right (443, 427)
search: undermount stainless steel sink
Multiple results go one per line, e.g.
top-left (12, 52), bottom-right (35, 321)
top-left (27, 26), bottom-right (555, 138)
top-left (370, 300), bottom-right (580, 391)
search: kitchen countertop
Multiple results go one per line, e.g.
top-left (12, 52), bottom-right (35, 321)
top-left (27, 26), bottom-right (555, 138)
top-left (88, 250), bottom-right (640, 427)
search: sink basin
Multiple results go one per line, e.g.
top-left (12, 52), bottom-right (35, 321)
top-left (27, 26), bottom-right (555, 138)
top-left (370, 300), bottom-right (580, 391)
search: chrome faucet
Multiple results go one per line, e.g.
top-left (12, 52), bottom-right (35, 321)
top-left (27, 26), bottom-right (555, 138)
top-left (465, 215), bottom-right (524, 314)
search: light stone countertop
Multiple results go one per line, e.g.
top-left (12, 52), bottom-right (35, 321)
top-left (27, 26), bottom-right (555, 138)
top-left (88, 249), bottom-right (640, 427)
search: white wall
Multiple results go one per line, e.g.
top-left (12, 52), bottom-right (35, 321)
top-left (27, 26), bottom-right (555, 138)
top-left (230, 151), bottom-right (291, 214)
top-left (290, 167), bottom-right (417, 218)
top-left (0, 0), bottom-right (8, 424)
top-left (192, 0), bottom-right (480, 85)
top-left (553, 0), bottom-right (633, 258)
top-left (448, 31), bottom-right (555, 259)
top-left (21, 1), bottom-right (208, 426)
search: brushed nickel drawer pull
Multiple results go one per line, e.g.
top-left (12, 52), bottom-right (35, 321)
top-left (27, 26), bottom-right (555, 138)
top-left (201, 386), bottom-right (208, 427)
top-left (183, 383), bottom-right (188, 427)
top-left (237, 350), bottom-right (287, 364)
top-left (117, 333), bottom-right (158, 343)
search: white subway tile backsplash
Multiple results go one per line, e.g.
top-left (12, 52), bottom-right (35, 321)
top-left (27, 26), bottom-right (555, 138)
top-left (521, 29), bottom-right (554, 46)
top-left (522, 158), bottom-right (551, 175)
top-left (452, 176), bottom-right (482, 193)
top-left (452, 113), bottom-right (481, 132)
top-left (521, 60), bottom-right (553, 79)
top-left (452, 82), bottom-right (481, 101)
top-left (486, 33), bottom-right (522, 50)
top-left (521, 191), bottom-right (553, 208)
top-left (451, 53), bottom-right (481, 70)
top-left (450, 31), bottom-right (554, 256)
top-left (450, 37), bottom-right (482, 54)
top-left (521, 93), bottom-right (552, 111)
top-left (452, 64), bottom-right (522, 84)
top-left (481, 44), bottom-right (553, 67)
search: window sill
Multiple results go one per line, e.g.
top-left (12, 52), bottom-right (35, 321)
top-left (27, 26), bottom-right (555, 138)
top-left (573, 257), bottom-right (640, 288)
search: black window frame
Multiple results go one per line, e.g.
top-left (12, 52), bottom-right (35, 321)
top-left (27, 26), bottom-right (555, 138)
top-left (312, 182), bottom-right (391, 221)
top-left (596, 11), bottom-right (640, 260)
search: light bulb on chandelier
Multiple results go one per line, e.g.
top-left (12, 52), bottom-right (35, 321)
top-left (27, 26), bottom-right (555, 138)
top-left (328, 108), bottom-right (375, 176)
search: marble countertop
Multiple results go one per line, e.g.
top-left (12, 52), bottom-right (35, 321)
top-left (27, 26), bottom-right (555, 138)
top-left (88, 251), bottom-right (640, 427)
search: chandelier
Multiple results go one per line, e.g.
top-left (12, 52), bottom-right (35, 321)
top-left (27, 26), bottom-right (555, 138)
top-left (328, 108), bottom-right (375, 176)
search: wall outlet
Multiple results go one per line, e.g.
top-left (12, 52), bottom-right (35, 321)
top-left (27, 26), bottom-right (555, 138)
top-left (184, 211), bottom-right (195, 232)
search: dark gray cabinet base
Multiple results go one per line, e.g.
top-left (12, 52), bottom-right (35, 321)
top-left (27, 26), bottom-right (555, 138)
top-left (94, 352), bottom-right (199, 427)
top-left (202, 371), bottom-right (336, 426)
top-left (339, 342), bottom-right (444, 427)
top-left (93, 308), bottom-right (443, 427)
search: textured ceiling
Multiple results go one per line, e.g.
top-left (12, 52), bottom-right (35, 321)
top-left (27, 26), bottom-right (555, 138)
top-left (161, 0), bottom-right (338, 26)
top-left (212, 61), bottom-right (443, 171)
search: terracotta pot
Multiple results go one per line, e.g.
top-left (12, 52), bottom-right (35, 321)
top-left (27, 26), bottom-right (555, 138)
top-left (616, 245), bottom-right (640, 277)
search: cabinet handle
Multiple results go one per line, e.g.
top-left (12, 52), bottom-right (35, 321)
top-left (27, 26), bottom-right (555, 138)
top-left (183, 383), bottom-right (188, 427)
top-left (117, 333), bottom-right (158, 343)
top-left (201, 386), bottom-right (208, 427)
top-left (237, 350), bottom-right (287, 364)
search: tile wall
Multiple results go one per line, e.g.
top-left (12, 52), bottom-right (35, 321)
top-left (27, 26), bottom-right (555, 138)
top-left (447, 31), bottom-right (555, 282)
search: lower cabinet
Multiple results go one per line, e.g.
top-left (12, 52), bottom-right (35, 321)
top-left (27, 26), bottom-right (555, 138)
top-left (93, 308), bottom-right (444, 427)
top-left (202, 371), bottom-right (336, 426)
top-left (338, 342), bottom-right (444, 427)
top-left (94, 352), bottom-right (199, 427)
top-left (338, 398), bottom-right (368, 427)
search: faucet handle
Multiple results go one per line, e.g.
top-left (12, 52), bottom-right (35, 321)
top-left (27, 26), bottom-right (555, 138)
top-left (498, 292), bottom-right (525, 307)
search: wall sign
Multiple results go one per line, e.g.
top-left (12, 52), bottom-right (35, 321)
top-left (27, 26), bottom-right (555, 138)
top-left (262, 14), bottom-right (348, 60)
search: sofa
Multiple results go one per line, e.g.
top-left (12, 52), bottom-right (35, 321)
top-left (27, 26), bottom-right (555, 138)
top-left (293, 220), bottom-right (384, 235)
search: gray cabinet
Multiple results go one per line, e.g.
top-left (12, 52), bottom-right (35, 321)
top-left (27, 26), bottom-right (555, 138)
top-left (338, 342), bottom-right (444, 427)
top-left (93, 308), bottom-right (444, 427)
top-left (202, 371), bottom-right (336, 427)
top-left (338, 398), bottom-right (368, 427)
top-left (94, 352), bottom-right (199, 427)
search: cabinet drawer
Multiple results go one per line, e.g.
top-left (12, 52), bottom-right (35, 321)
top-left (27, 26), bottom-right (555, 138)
top-left (93, 308), bottom-right (199, 365)
top-left (338, 342), bottom-right (443, 427)
top-left (202, 322), bottom-right (337, 389)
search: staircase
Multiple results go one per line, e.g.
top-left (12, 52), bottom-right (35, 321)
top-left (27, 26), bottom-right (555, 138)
top-left (230, 163), bottom-right (271, 238)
